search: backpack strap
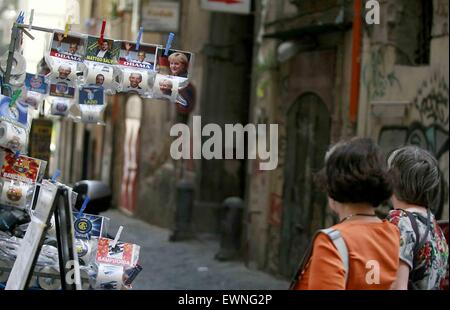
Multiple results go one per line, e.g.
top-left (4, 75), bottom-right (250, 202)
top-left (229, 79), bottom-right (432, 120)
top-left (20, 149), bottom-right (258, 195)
top-left (403, 209), bottom-right (431, 258)
top-left (402, 209), bottom-right (432, 289)
top-left (289, 228), bottom-right (349, 289)
top-left (321, 228), bottom-right (349, 285)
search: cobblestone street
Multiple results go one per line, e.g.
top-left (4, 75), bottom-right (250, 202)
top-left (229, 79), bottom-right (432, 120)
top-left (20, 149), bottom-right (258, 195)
top-left (102, 210), bottom-right (289, 290)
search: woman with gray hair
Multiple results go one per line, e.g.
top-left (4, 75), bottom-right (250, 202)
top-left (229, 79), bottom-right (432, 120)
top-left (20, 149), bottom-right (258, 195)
top-left (387, 146), bottom-right (448, 290)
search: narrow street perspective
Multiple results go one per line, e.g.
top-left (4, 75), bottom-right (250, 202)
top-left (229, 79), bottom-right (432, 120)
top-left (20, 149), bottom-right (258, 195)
top-left (0, 0), bottom-right (448, 301)
top-left (103, 210), bottom-right (288, 290)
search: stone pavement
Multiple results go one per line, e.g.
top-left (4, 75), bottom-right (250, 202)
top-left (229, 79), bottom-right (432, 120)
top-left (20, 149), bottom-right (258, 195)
top-left (102, 209), bottom-right (289, 290)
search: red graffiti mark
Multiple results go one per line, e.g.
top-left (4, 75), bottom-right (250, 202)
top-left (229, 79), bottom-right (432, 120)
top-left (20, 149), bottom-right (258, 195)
top-left (268, 193), bottom-right (283, 227)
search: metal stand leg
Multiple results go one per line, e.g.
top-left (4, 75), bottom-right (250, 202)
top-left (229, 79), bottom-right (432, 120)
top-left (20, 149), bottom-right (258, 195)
top-left (1, 23), bottom-right (20, 96)
top-left (54, 187), bottom-right (76, 290)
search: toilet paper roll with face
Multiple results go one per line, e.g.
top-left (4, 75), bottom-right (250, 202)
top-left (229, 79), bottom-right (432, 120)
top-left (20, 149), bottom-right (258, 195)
top-left (50, 98), bottom-right (73, 117)
top-left (0, 180), bottom-right (31, 208)
top-left (38, 266), bottom-right (61, 290)
top-left (152, 74), bottom-right (179, 103)
top-left (22, 91), bottom-right (44, 110)
top-left (48, 58), bottom-right (78, 82)
top-left (0, 121), bottom-right (28, 153)
top-left (85, 62), bottom-right (117, 91)
top-left (121, 69), bottom-right (151, 96)
top-left (95, 264), bottom-right (124, 290)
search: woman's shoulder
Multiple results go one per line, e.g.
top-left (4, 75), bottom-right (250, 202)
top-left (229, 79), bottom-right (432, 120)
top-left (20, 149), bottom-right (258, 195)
top-left (333, 219), bottom-right (400, 237)
top-left (387, 209), bottom-right (410, 226)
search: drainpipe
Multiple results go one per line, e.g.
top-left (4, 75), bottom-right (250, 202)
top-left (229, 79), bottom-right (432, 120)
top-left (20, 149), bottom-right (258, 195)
top-left (349, 0), bottom-right (363, 123)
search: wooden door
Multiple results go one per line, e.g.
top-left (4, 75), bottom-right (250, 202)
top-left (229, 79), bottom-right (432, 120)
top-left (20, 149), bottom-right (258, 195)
top-left (279, 92), bottom-right (331, 277)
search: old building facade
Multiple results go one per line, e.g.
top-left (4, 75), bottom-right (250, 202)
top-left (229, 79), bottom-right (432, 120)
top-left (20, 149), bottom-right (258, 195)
top-left (37, 0), bottom-right (447, 279)
top-left (245, 0), bottom-right (448, 277)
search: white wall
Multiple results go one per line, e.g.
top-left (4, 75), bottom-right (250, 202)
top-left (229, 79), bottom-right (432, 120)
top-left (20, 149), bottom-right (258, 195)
top-left (19, 0), bottom-right (80, 73)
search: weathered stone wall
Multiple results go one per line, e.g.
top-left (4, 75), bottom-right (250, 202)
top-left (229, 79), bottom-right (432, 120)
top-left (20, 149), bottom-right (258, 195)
top-left (135, 0), bottom-right (210, 228)
top-left (245, 0), bottom-right (354, 274)
top-left (358, 0), bottom-right (449, 220)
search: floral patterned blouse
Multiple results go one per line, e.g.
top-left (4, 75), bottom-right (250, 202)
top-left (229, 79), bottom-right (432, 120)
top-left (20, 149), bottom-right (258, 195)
top-left (387, 209), bottom-right (449, 290)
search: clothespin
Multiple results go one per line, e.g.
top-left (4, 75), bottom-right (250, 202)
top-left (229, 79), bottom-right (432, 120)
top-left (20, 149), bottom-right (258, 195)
top-left (64, 15), bottom-right (71, 38)
top-left (9, 89), bottom-right (22, 107)
top-left (76, 196), bottom-right (90, 220)
top-left (16, 11), bottom-right (25, 24)
top-left (51, 169), bottom-right (61, 183)
top-left (14, 151), bottom-right (21, 159)
top-left (28, 9), bottom-right (34, 30)
top-left (22, 28), bottom-right (35, 40)
top-left (164, 32), bottom-right (175, 56)
top-left (99, 17), bottom-right (106, 45)
top-left (111, 226), bottom-right (123, 248)
top-left (135, 26), bottom-right (143, 51)
top-left (2, 84), bottom-right (13, 97)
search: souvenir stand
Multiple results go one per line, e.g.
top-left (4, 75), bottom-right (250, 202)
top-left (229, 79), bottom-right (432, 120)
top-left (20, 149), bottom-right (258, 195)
top-left (0, 11), bottom-right (194, 290)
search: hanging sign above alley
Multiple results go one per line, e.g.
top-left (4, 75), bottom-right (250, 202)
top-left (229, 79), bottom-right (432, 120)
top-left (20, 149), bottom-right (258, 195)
top-left (200, 0), bottom-right (252, 15)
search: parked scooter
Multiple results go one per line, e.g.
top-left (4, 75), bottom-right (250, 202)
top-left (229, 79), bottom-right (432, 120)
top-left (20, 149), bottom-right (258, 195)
top-left (73, 180), bottom-right (112, 215)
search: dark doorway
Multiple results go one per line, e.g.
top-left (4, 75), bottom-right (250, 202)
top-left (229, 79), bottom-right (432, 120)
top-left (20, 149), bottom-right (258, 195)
top-left (196, 12), bottom-right (254, 233)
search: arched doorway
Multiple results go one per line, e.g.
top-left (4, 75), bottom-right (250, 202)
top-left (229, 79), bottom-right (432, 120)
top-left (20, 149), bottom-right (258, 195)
top-left (279, 92), bottom-right (331, 277)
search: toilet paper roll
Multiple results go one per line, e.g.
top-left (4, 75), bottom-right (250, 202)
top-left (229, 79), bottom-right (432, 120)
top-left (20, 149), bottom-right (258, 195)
top-left (95, 264), bottom-right (124, 290)
top-left (50, 98), bottom-right (73, 117)
top-left (0, 51), bottom-right (26, 77)
top-left (1, 180), bottom-right (30, 208)
top-left (46, 215), bottom-right (56, 237)
top-left (84, 62), bottom-right (118, 92)
top-left (2, 73), bottom-right (26, 88)
top-left (23, 91), bottom-right (44, 110)
top-left (38, 266), bottom-right (61, 290)
top-left (76, 239), bottom-right (96, 266)
top-left (47, 58), bottom-right (78, 81)
top-left (121, 68), bottom-right (152, 96)
top-left (0, 260), bottom-right (10, 283)
top-left (152, 74), bottom-right (179, 103)
top-left (79, 105), bottom-right (105, 124)
top-left (0, 121), bottom-right (28, 153)
top-left (81, 109), bottom-right (102, 124)
top-left (80, 268), bottom-right (91, 290)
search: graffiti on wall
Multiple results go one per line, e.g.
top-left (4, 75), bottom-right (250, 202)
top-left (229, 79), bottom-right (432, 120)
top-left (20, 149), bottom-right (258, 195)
top-left (363, 46), bottom-right (401, 99)
top-left (413, 72), bottom-right (449, 126)
top-left (268, 193), bottom-right (283, 227)
top-left (378, 74), bottom-right (449, 218)
top-left (433, 0), bottom-right (449, 36)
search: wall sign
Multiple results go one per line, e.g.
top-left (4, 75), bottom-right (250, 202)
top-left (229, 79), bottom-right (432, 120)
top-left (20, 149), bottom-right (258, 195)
top-left (200, 0), bottom-right (252, 15)
top-left (141, 1), bottom-right (180, 33)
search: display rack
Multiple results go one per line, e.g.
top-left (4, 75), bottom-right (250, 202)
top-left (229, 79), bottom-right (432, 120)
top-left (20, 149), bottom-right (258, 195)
top-left (1, 21), bottom-right (81, 290)
top-left (2, 22), bottom-right (53, 96)
top-left (2, 184), bottom-right (80, 290)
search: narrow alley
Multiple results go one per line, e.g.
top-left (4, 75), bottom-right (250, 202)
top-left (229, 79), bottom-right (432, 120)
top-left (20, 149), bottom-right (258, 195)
top-left (103, 210), bottom-right (289, 290)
